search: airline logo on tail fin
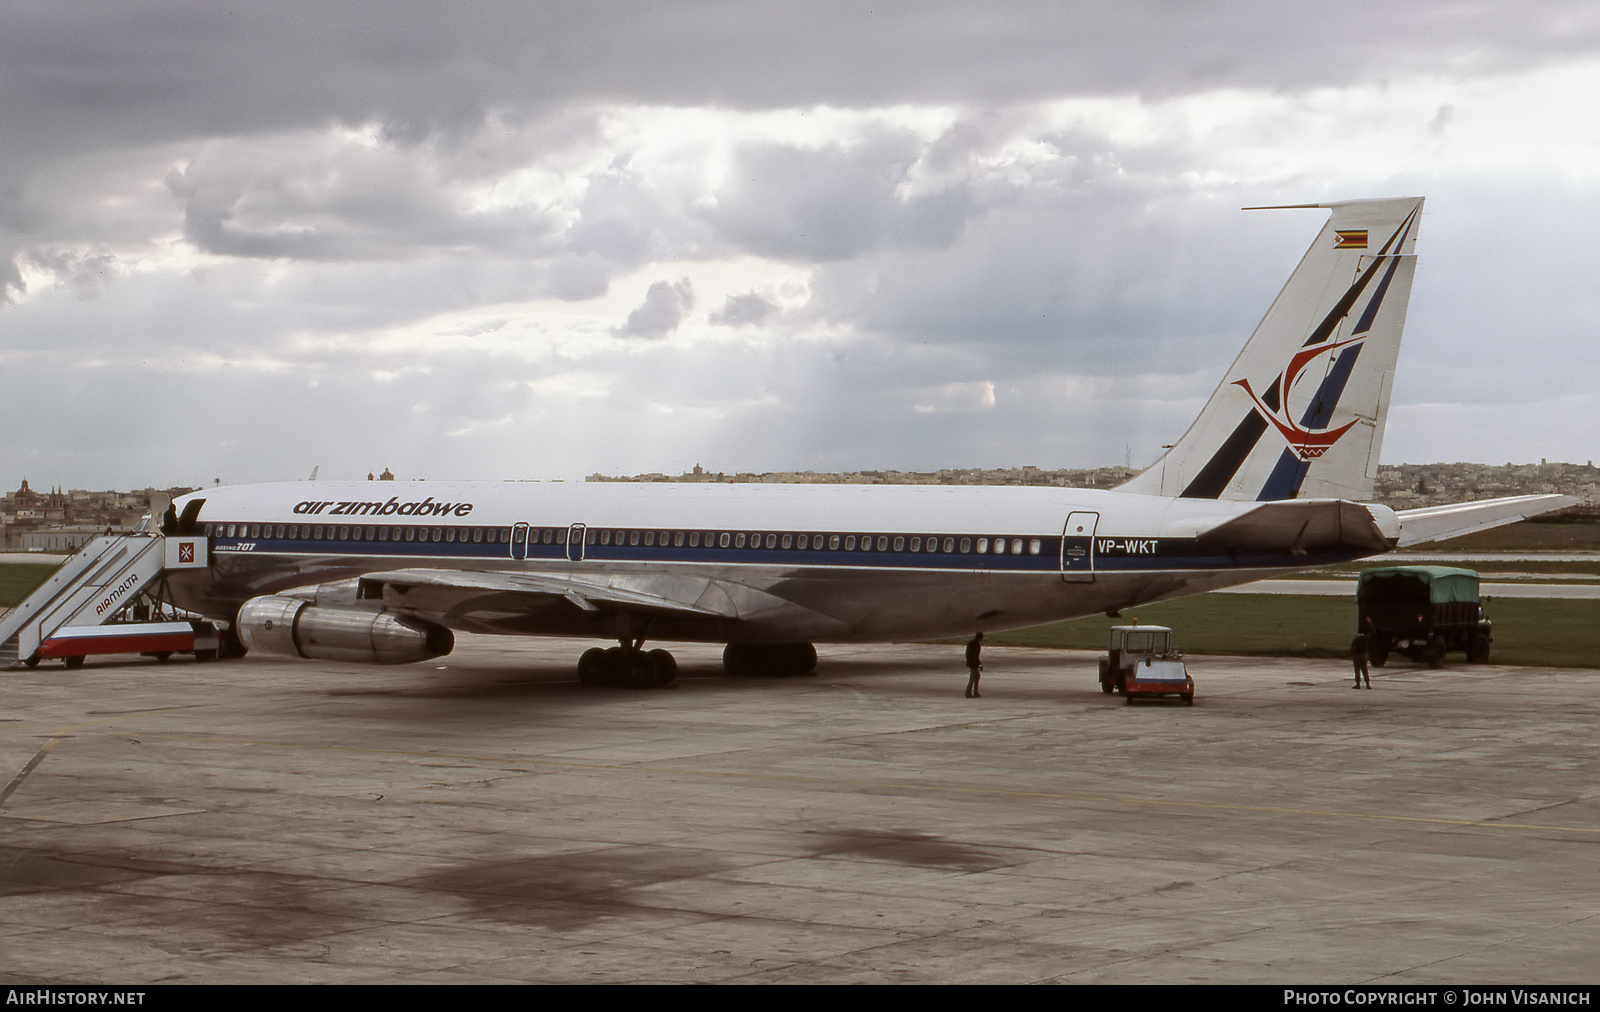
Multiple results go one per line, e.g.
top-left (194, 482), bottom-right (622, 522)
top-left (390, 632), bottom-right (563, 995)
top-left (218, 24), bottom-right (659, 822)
top-left (1231, 335), bottom-right (1366, 460)
top-left (1179, 203), bottom-right (1420, 501)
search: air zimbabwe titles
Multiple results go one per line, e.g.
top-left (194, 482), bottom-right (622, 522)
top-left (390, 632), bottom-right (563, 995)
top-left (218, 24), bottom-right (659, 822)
top-left (293, 496), bottom-right (474, 518)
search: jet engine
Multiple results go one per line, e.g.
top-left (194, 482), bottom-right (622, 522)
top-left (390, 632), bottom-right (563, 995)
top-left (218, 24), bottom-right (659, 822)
top-left (236, 595), bottom-right (454, 664)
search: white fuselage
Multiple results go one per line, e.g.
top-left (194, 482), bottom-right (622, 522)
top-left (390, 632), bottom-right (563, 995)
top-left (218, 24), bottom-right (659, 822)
top-left (169, 481), bottom-right (1385, 644)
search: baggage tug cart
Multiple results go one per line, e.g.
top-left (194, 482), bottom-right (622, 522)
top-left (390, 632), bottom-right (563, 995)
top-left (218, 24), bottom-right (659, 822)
top-left (1098, 624), bottom-right (1194, 705)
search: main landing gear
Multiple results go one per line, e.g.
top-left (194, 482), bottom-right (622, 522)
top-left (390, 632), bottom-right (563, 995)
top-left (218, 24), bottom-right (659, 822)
top-left (723, 642), bottom-right (818, 678)
top-left (577, 639), bottom-right (678, 689)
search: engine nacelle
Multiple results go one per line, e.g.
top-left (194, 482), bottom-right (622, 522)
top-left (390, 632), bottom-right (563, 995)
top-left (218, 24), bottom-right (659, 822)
top-left (237, 595), bottom-right (454, 665)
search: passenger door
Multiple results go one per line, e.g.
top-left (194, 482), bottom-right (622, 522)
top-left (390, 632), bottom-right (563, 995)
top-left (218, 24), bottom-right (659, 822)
top-left (1060, 511), bottom-right (1099, 582)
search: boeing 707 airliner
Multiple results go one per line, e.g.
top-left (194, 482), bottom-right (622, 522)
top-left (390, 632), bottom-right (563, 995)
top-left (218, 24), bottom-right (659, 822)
top-left (153, 197), bottom-right (1571, 687)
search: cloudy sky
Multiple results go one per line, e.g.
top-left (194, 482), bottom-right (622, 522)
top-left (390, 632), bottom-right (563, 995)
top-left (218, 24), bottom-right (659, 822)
top-left (3, 1), bottom-right (1598, 491)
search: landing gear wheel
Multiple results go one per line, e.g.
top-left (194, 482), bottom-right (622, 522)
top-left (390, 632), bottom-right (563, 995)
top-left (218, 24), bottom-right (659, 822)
top-left (64, 655), bottom-right (84, 669)
top-left (577, 647), bottom-right (608, 686)
top-left (646, 649), bottom-right (678, 688)
top-left (723, 642), bottom-right (817, 678)
top-left (578, 646), bottom-right (678, 689)
top-left (194, 650), bottom-right (217, 663)
top-left (619, 651), bottom-right (657, 689)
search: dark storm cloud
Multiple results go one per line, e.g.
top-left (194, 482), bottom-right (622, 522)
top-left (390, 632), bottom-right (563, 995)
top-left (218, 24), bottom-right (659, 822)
top-left (617, 278), bottom-right (695, 338)
top-left (712, 292), bottom-right (779, 327)
top-left (705, 132), bottom-right (973, 260)
top-left (7, 2), bottom-right (1598, 156)
top-left (4, 1), bottom-right (1600, 487)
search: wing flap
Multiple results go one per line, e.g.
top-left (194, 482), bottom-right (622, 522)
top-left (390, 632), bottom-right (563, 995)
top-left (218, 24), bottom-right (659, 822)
top-left (357, 568), bottom-right (736, 619)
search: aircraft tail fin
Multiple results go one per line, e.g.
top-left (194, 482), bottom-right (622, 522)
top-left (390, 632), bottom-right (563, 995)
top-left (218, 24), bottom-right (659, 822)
top-left (1117, 197), bottom-right (1424, 501)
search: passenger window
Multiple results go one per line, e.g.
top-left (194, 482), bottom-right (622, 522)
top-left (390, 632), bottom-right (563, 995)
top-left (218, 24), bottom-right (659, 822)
top-left (960, 538), bottom-right (971, 552)
top-left (377, 528), bottom-right (387, 541)
top-left (689, 532), bottom-right (700, 547)
top-left (226, 524), bottom-right (237, 537)
top-left (675, 532), bottom-right (685, 547)
top-left (1030, 539), bottom-right (1041, 554)
top-left (405, 528), bottom-right (415, 541)
top-left (288, 526), bottom-right (298, 539)
top-left (894, 537), bottom-right (905, 551)
top-left (432, 528), bottom-right (442, 541)
top-left (845, 536), bottom-right (856, 550)
top-left (629, 530), bottom-right (640, 546)
top-left (556, 529), bottom-right (567, 544)
top-left (659, 531), bottom-right (669, 545)
top-left (736, 533), bottom-right (746, 548)
top-left (600, 530), bottom-right (612, 545)
top-left (876, 536), bottom-right (888, 551)
top-left (644, 531), bottom-right (655, 546)
top-left (765, 533), bottom-right (776, 549)
top-left (1012, 539), bottom-right (1024, 555)
top-left (781, 534), bottom-right (792, 549)
top-left (909, 537), bottom-right (919, 551)
top-left (829, 535), bottom-right (841, 550)
top-left (977, 538), bottom-right (989, 553)
top-left (719, 532), bottom-right (731, 548)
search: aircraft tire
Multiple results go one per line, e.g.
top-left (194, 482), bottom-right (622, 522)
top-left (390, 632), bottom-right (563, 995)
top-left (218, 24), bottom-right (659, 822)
top-left (647, 649), bottom-right (677, 688)
top-left (724, 642), bottom-right (816, 677)
top-left (64, 655), bottom-right (84, 669)
top-left (577, 647), bottom-right (608, 686)
top-left (618, 651), bottom-right (657, 689)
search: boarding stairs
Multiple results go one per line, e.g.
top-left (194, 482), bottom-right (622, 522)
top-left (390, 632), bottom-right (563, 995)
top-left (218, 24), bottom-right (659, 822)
top-left (0, 534), bottom-right (208, 668)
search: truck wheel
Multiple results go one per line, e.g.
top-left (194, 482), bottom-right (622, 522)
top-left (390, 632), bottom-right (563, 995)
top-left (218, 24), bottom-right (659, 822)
top-left (23, 655), bottom-right (40, 669)
top-left (1467, 634), bottom-right (1491, 664)
top-left (1427, 635), bottom-right (1446, 669)
top-left (1370, 636), bottom-right (1390, 667)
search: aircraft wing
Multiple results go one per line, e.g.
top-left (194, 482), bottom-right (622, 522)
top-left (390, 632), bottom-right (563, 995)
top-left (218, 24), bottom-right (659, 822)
top-left (1196, 498), bottom-right (1397, 554)
top-left (350, 566), bottom-right (853, 637)
top-left (1393, 494), bottom-right (1578, 548)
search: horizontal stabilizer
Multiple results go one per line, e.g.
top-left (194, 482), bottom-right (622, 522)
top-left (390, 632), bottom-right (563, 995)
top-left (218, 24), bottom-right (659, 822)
top-left (1394, 494), bottom-right (1578, 548)
top-left (1197, 499), bottom-right (1398, 554)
